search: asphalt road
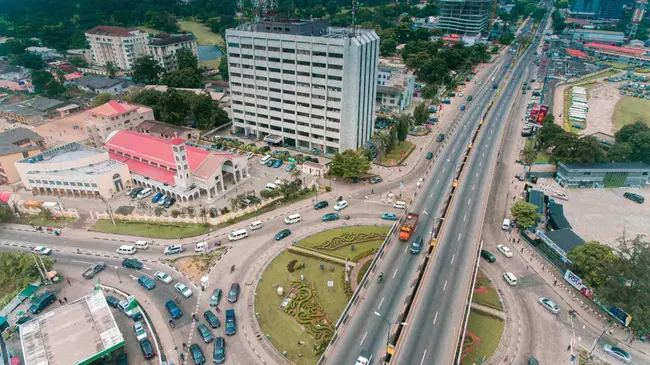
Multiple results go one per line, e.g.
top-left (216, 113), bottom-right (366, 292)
top-left (393, 19), bottom-right (549, 365)
top-left (323, 53), bottom-right (514, 364)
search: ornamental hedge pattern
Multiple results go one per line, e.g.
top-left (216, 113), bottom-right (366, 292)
top-left (313, 232), bottom-right (386, 251)
top-left (283, 280), bottom-right (335, 342)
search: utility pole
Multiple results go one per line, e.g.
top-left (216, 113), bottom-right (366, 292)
top-left (37, 254), bottom-right (52, 285)
top-left (31, 254), bottom-right (48, 285)
top-left (101, 196), bottom-right (116, 226)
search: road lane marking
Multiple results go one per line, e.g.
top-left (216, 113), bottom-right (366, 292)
top-left (467, 198), bottom-right (471, 205)
top-left (360, 332), bottom-right (368, 345)
top-left (442, 167), bottom-right (446, 172)
top-left (420, 350), bottom-right (427, 365)
top-left (392, 268), bottom-right (399, 279)
top-left (472, 184), bottom-right (475, 190)
top-left (458, 233), bottom-right (462, 241)
top-left (429, 192), bottom-right (433, 198)
top-left (452, 148), bottom-right (455, 153)
top-left (463, 214), bottom-right (467, 222)
top-left (433, 312), bottom-right (439, 324)
top-left (451, 254), bottom-right (455, 264)
top-left (436, 179), bottom-right (440, 185)
top-left (476, 173), bottom-right (479, 177)
top-left (443, 280), bottom-right (448, 291)
top-left (378, 297), bottom-right (385, 310)
top-left (72, 260), bottom-right (93, 264)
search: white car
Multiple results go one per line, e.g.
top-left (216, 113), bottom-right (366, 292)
top-left (134, 321), bottom-right (148, 341)
top-left (458, 92), bottom-right (464, 97)
top-left (175, 282), bottom-right (193, 298)
top-left (333, 200), bottom-right (349, 211)
top-left (32, 246), bottom-right (51, 255)
top-left (538, 297), bottom-right (560, 314)
top-left (245, 151), bottom-right (254, 159)
top-left (497, 244), bottom-right (513, 258)
top-left (154, 271), bottom-right (172, 284)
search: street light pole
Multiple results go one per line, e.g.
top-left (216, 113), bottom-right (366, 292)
top-left (374, 311), bottom-right (407, 363)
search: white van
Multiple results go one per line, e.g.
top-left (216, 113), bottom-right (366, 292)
top-left (116, 245), bottom-right (136, 255)
top-left (503, 272), bottom-right (518, 286)
top-left (260, 155), bottom-right (272, 165)
top-left (265, 183), bottom-right (277, 191)
top-left (228, 229), bottom-right (248, 241)
top-left (393, 201), bottom-right (406, 209)
top-left (137, 188), bottom-right (153, 199)
top-left (284, 213), bottom-right (302, 224)
top-left (195, 241), bottom-right (208, 252)
top-left (249, 220), bottom-right (263, 230)
top-left (135, 240), bottom-right (149, 250)
top-left (502, 218), bottom-right (511, 230)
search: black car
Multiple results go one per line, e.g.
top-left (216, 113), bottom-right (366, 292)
top-left (164, 197), bottom-right (176, 208)
top-left (121, 258), bottom-right (144, 269)
top-left (139, 338), bottom-right (155, 359)
top-left (227, 283), bottom-right (240, 303)
top-left (213, 337), bottom-right (226, 364)
top-left (105, 295), bottom-right (120, 308)
top-left (190, 343), bottom-right (205, 365)
top-left (274, 229), bottom-right (292, 241)
top-left (204, 310), bottom-right (221, 328)
top-left (313, 200), bottom-right (329, 210)
top-left (481, 249), bottom-right (496, 263)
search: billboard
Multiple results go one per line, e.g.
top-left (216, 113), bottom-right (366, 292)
top-left (563, 269), bottom-right (594, 299)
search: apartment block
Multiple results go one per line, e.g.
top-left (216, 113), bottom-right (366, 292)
top-left (84, 100), bottom-right (154, 147)
top-left (85, 26), bottom-right (149, 70)
top-left (225, 18), bottom-right (380, 154)
top-left (436, 0), bottom-right (492, 35)
top-left (147, 34), bottom-right (199, 71)
top-left (376, 66), bottom-right (415, 113)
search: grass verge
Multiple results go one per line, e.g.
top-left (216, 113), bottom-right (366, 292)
top-left (256, 251), bottom-right (348, 365)
top-left (573, 69), bottom-right (618, 85)
top-left (356, 260), bottom-right (372, 286)
top-left (472, 270), bottom-right (503, 310)
top-left (523, 137), bottom-right (551, 163)
top-left (12, 216), bottom-right (75, 228)
top-left (294, 226), bottom-right (390, 261)
top-left (90, 219), bottom-right (211, 239)
top-left (178, 20), bottom-right (224, 46)
top-left (460, 310), bottom-right (505, 365)
top-left (375, 141), bottom-right (415, 166)
top-left (612, 95), bottom-right (650, 131)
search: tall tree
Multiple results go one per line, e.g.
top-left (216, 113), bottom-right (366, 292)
top-left (607, 142), bottom-right (633, 162)
top-left (105, 62), bottom-right (118, 78)
top-left (329, 150), bottom-right (372, 178)
top-left (396, 115), bottom-right (410, 143)
top-left (629, 131), bottom-right (650, 163)
top-left (567, 241), bottom-right (620, 289)
top-left (615, 121), bottom-right (648, 143)
top-left (132, 55), bottom-right (164, 84)
top-left (176, 48), bottom-right (199, 71)
top-left (91, 93), bottom-right (113, 107)
top-left (538, 123), bottom-right (564, 147)
top-left (12, 52), bottom-right (45, 70)
top-left (218, 54), bottom-right (229, 81)
top-left (413, 102), bottom-right (428, 126)
top-left (161, 68), bottom-right (204, 88)
top-left (510, 201), bottom-right (540, 228)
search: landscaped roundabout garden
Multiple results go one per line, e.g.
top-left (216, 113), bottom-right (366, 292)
top-left (255, 225), bottom-right (390, 365)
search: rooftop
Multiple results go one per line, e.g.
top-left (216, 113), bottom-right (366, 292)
top-left (136, 120), bottom-right (196, 136)
top-left (584, 42), bottom-right (645, 56)
top-left (527, 189), bottom-right (545, 214)
top-left (548, 201), bottom-right (572, 230)
top-left (544, 228), bottom-right (585, 254)
top-left (573, 29), bottom-right (625, 35)
top-left (85, 25), bottom-right (141, 38)
top-left (566, 48), bottom-right (588, 58)
top-left (0, 127), bottom-right (44, 156)
top-left (75, 75), bottom-right (124, 90)
top-left (89, 100), bottom-right (140, 118)
top-left (20, 97), bottom-right (66, 112)
top-left (236, 18), bottom-right (373, 39)
top-left (560, 161), bottom-right (650, 171)
top-left (19, 290), bottom-right (124, 365)
top-left (149, 33), bottom-right (196, 46)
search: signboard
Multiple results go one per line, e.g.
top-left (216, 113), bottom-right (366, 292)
top-left (563, 269), bottom-right (594, 299)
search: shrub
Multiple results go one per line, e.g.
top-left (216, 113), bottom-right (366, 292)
top-left (341, 269), bottom-right (353, 298)
top-left (352, 248), bottom-right (379, 262)
top-left (209, 208), bottom-right (218, 218)
top-left (38, 208), bottom-right (53, 221)
top-left (170, 209), bottom-right (180, 218)
top-left (324, 185), bottom-right (332, 192)
top-left (219, 207), bottom-right (230, 215)
top-left (287, 259), bottom-right (298, 272)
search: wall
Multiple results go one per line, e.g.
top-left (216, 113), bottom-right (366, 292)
top-left (0, 150), bottom-right (40, 184)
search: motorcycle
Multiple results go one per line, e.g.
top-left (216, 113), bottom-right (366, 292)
top-left (344, 215), bottom-right (351, 220)
top-left (377, 273), bottom-right (384, 283)
top-left (337, 196), bottom-right (343, 202)
top-left (35, 226), bottom-right (43, 231)
top-left (230, 265), bottom-right (235, 273)
top-left (215, 240), bottom-right (222, 247)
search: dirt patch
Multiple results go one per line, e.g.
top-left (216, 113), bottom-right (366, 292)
top-left (474, 287), bottom-right (488, 294)
top-left (584, 83), bottom-right (618, 135)
top-left (172, 249), bottom-right (224, 282)
top-left (33, 112), bottom-right (90, 146)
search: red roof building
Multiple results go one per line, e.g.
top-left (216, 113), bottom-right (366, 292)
top-left (567, 49), bottom-right (588, 58)
top-left (584, 42), bottom-right (646, 56)
top-left (105, 130), bottom-right (248, 202)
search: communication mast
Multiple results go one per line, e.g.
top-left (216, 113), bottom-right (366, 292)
top-left (350, 0), bottom-right (358, 37)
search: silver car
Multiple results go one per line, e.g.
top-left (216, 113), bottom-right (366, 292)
top-left (603, 344), bottom-right (631, 363)
top-left (538, 297), bottom-right (560, 314)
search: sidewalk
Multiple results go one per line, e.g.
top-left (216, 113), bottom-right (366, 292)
top-left (471, 302), bottom-right (506, 320)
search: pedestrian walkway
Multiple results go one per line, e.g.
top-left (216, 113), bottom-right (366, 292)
top-left (471, 302), bottom-right (506, 320)
top-left (285, 246), bottom-right (355, 266)
top-left (350, 255), bottom-right (373, 291)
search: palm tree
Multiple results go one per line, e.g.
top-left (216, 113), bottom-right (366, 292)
top-left (522, 145), bottom-right (537, 171)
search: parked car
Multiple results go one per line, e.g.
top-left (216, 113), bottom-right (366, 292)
top-left (152, 192), bottom-right (163, 203)
top-left (121, 258), bottom-right (144, 269)
top-left (165, 300), bottom-right (182, 319)
top-left (272, 159), bottom-right (284, 168)
top-left (266, 159), bottom-right (276, 167)
top-left (369, 177), bottom-right (383, 184)
top-left (245, 151), bottom-right (254, 159)
top-left (134, 321), bottom-right (148, 341)
top-left (175, 282), bottom-right (193, 298)
top-left (129, 187), bottom-right (143, 198)
top-left (227, 283), bottom-right (240, 303)
top-left (322, 213), bottom-right (339, 222)
top-left (197, 324), bottom-right (214, 343)
top-left (105, 295), bottom-right (120, 308)
top-left (334, 200), bottom-right (349, 211)
top-left (480, 250), bottom-right (496, 263)
top-left (285, 163), bottom-right (295, 172)
top-left (157, 195), bottom-right (168, 206)
top-left (137, 275), bottom-right (156, 290)
top-left (225, 309), bottom-right (236, 335)
top-left (190, 343), bottom-right (206, 365)
top-left (209, 288), bottom-right (222, 307)
top-left (314, 201), bottom-right (329, 210)
top-left (274, 229), bottom-right (292, 240)
top-left (29, 292), bottom-right (56, 314)
top-left (436, 134), bottom-right (445, 142)
top-left (426, 152), bottom-right (433, 160)
top-left (496, 245), bottom-right (513, 258)
top-left (32, 246), bottom-right (51, 255)
top-left (538, 297), bottom-right (560, 314)
top-left (139, 338), bottom-right (155, 359)
top-left (163, 197), bottom-right (176, 208)
top-left (154, 271), bottom-right (173, 284)
top-left (381, 213), bottom-right (398, 221)
top-left (213, 337), bottom-right (226, 364)
top-left (204, 310), bottom-right (221, 328)
top-left (603, 344), bottom-right (631, 363)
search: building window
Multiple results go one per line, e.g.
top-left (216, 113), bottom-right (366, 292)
top-left (241, 44), bottom-right (253, 49)
top-left (297, 60), bottom-right (310, 66)
top-left (283, 59), bottom-right (295, 64)
top-left (269, 57), bottom-right (280, 62)
top-left (255, 66), bottom-right (267, 71)
top-left (313, 62), bottom-right (326, 68)
top-left (313, 51), bottom-right (326, 57)
top-left (282, 48), bottom-right (295, 54)
top-left (254, 45), bottom-right (266, 51)
top-left (268, 46), bottom-right (280, 52)
top-left (329, 75), bottom-right (342, 81)
top-left (297, 71), bottom-right (310, 77)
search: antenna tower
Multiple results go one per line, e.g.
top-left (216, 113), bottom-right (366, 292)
top-left (351, 0), bottom-right (358, 36)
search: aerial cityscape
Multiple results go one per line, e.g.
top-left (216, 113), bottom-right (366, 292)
top-left (0, 0), bottom-right (649, 364)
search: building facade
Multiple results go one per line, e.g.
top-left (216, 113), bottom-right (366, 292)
top-left (226, 19), bottom-right (379, 154)
top-left (147, 34), bottom-right (198, 71)
top-left (0, 97), bottom-right (67, 125)
top-left (15, 143), bottom-right (131, 199)
top-left (85, 26), bottom-right (149, 70)
top-left (570, 0), bottom-right (624, 19)
top-left (84, 100), bottom-right (154, 147)
top-left (376, 66), bottom-right (415, 113)
top-left (133, 120), bottom-right (199, 140)
top-left (569, 29), bottom-right (626, 44)
top-left (556, 161), bottom-right (650, 188)
top-left (0, 128), bottom-right (44, 185)
top-left (436, 0), bottom-right (492, 35)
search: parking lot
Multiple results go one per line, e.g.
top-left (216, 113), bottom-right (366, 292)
top-left (536, 178), bottom-right (650, 246)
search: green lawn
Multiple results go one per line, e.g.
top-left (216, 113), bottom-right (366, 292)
top-left (523, 137), bottom-right (551, 164)
top-left (12, 216), bottom-right (75, 228)
top-left (612, 96), bottom-right (650, 131)
top-left (294, 226), bottom-right (390, 262)
top-left (356, 260), bottom-right (372, 286)
top-left (137, 26), bottom-right (162, 34)
top-left (460, 311), bottom-right (505, 365)
top-left (375, 141), bottom-right (415, 166)
top-left (573, 69), bottom-right (618, 85)
top-left (178, 20), bottom-right (224, 46)
top-left (472, 270), bottom-right (503, 310)
top-left (90, 219), bottom-right (211, 239)
top-left (256, 251), bottom-right (349, 365)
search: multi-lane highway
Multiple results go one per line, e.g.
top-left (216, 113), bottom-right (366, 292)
top-left (323, 50), bottom-right (517, 364)
top-left (393, 15), bottom-right (549, 365)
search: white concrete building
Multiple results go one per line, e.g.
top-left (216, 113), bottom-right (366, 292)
top-left (147, 34), bottom-right (198, 71)
top-left (85, 26), bottom-right (149, 70)
top-left (376, 66), bottom-right (415, 113)
top-left (84, 100), bottom-right (154, 147)
top-left (226, 18), bottom-right (379, 154)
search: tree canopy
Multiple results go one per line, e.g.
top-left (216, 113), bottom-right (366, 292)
top-left (510, 201), bottom-right (540, 228)
top-left (91, 93), bottom-right (113, 107)
top-left (0, 251), bottom-right (53, 299)
top-left (132, 55), bottom-right (164, 84)
top-left (329, 150), bottom-right (372, 178)
top-left (567, 241), bottom-right (620, 289)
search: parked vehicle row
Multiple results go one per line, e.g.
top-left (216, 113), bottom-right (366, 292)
top-left (127, 187), bottom-right (176, 208)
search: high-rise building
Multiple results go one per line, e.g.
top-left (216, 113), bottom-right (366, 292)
top-left (85, 26), bottom-right (149, 70)
top-left (225, 18), bottom-right (380, 154)
top-left (436, 0), bottom-right (492, 35)
top-left (147, 34), bottom-right (199, 71)
top-left (570, 0), bottom-right (624, 19)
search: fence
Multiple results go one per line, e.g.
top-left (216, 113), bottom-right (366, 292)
top-left (520, 232), bottom-right (568, 271)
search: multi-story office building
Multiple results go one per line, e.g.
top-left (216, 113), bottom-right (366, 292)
top-left (147, 34), bottom-right (198, 71)
top-left (376, 66), bottom-right (415, 113)
top-left (85, 26), bottom-right (149, 70)
top-left (570, 0), bottom-right (624, 19)
top-left (436, 0), bottom-right (492, 35)
top-left (225, 18), bottom-right (380, 154)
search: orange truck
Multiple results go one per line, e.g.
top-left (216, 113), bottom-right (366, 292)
top-left (399, 213), bottom-right (419, 241)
